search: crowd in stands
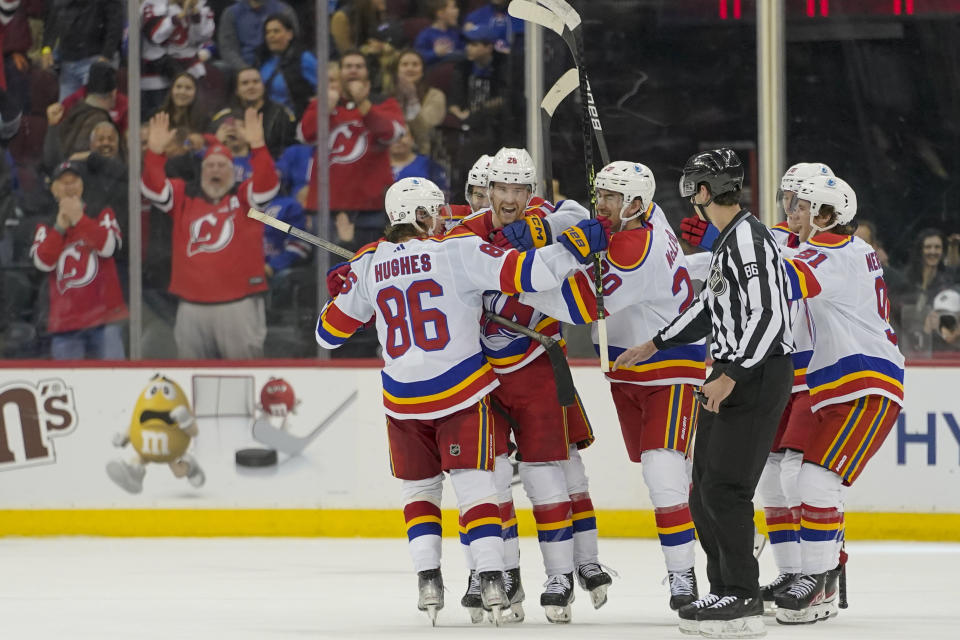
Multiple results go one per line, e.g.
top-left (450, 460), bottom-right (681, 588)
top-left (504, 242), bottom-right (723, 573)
top-left (0, 0), bottom-right (956, 360)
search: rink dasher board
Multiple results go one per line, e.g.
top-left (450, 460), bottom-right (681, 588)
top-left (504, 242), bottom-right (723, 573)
top-left (0, 361), bottom-right (956, 539)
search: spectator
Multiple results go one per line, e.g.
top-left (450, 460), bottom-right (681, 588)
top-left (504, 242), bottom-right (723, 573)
top-left (448, 25), bottom-right (515, 175)
top-left (1, 0), bottom-right (30, 143)
top-left (141, 108), bottom-right (279, 360)
top-left (388, 49), bottom-right (445, 155)
top-left (43, 62), bottom-right (119, 169)
top-left (855, 218), bottom-right (908, 300)
top-left (389, 125), bottom-right (449, 194)
top-left (928, 288), bottom-right (960, 352)
top-left (413, 0), bottom-right (463, 66)
top-left (218, 0), bottom-right (298, 72)
top-left (212, 115), bottom-right (254, 183)
top-left (141, 0), bottom-right (216, 118)
top-left (297, 50), bottom-right (405, 247)
top-left (60, 65), bottom-right (130, 134)
top-left (262, 185), bottom-right (311, 280)
top-left (896, 228), bottom-right (957, 354)
top-left (40, 0), bottom-right (123, 100)
top-left (330, 0), bottom-right (401, 92)
top-left (29, 161), bottom-right (127, 359)
top-left (210, 66), bottom-right (296, 157)
top-left (275, 141), bottom-right (312, 196)
top-left (257, 12), bottom-right (317, 118)
top-left (67, 122), bottom-right (130, 245)
top-left (463, 0), bottom-right (523, 54)
top-left (152, 72), bottom-right (211, 134)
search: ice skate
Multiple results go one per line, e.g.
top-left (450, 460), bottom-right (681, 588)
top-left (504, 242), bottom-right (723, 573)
top-left (576, 562), bottom-right (613, 609)
top-left (813, 566), bottom-right (841, 622)
top-left (478, 570), bottom-right (508, 626)
top-left (417, 568), bottom-right (444, 626)
top-left (697, 595), bottom-right (766, 638)
top-left (677, 592), bottom-right (720, 635)
top-left (760, 572), bottom-right (800, 615)
top-left (666, 567), bottom-right (698, 610)
top-left (461, 570), bottom-right (484, 624)
top-left (502, 567), bottom-right (525, 623)
top-left (106, 459), bottom-right (145, 494)
top-left (540, 573), bottom-right (574, 624)
top-left (775, 573), bottom-right (825, 625)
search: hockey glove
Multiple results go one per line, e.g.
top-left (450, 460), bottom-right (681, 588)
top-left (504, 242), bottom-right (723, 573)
top-left (680, 215), bottom-right (719, 250)
top-left (326, 262), bottom-right (351, 298)
top-left (558, 219), bottom-right (609, 264)
top-left (491, 216), bottom-right (552, 251)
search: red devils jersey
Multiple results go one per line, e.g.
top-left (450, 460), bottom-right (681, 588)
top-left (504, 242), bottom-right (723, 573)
top-left (141, 147), bottom-right (280, 303)
top-left (31, 208), bottom-right (129, 333)
top-left (298, 96), bottom-right (406, 211)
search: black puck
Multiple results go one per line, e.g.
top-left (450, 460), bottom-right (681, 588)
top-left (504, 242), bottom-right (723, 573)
top-left (235, 447), bottom-right (278, 467)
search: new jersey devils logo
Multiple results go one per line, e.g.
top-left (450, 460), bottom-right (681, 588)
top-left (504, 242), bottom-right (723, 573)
top-left (329, 121), bottom-right (369, 166)
top-left (187, 213), bottom-right (236, 257)
top-left (56, 242), bottom-right (99, 294)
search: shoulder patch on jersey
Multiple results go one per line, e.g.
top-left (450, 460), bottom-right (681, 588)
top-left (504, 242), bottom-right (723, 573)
top-left (771, 221), bottom-right (791, 233)
top-left (808, 233), bottom-right (853, 249)
top-left (606, 228), bottom-right (653, 272)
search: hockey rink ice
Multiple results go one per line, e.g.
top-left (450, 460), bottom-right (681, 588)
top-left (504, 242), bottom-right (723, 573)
top-left (1, 537), bottom-right (956, 639)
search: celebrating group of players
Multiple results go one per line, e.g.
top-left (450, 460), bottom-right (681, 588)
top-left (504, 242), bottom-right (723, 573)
top-left (313, 145), bottom-right (904, 637)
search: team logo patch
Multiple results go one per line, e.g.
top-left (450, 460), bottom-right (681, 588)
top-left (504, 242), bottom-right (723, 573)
top-left (708, 263), bottom-right (727, 296)
top-left (449, 444), bottom-right (461, 456)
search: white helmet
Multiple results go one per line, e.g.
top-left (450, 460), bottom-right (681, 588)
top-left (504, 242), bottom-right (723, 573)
top-left (596, 161), bottom-right (656, 227)
top-left (796, 175), bottom-right (857, 232)
top-left (465, 154), bottom-right (493, 202)
top-left (486, 147), bottom-right (537, 191)
top-left (780, 162), bottom-right (834, 193)
top-left (384, 177), bottom-right (445, 232)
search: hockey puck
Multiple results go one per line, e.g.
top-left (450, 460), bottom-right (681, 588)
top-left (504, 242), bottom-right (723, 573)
top-left (235, 447), bottom-right (278, 467)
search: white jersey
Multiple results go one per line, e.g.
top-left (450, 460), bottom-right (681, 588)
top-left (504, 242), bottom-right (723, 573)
top-left (521, 203), bottom-right (707, 386)
top-left (456, 199), bottom-right (590, 373)
top-left (782, 233), bottom-right (905, 412)
top-left (769, 221), bottom-right (815, 392)
top-left (316, 231), bottom-right (581, 419)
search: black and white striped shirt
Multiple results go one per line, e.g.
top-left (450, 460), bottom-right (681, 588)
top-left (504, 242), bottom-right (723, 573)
top-left (653, 210), bottom-right (793, 380)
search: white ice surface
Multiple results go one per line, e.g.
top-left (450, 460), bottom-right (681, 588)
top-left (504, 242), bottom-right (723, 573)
top-left (1, 537), bottom-right (957, 639)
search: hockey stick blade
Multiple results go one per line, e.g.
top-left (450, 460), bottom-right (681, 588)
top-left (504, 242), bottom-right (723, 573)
top-left (247, 208), bottom-right (353, 260)
top-left (252, 389), bottom-right (358, 455)
top-left (537, 0), bottom-right (582, 31)
top-left (541, 67), bottom-right (579, 118)
top-left (508, 0), bottom-right (564, 37)
top-left (483, 311), bottom-right (576, 406)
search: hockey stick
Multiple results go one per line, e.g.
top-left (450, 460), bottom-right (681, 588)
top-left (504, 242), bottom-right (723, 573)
top-left (246, 208), bottom-right (576, 404)
top-left (541, 67), bottom-right (580, 202)
top-left (252, 389), bottom-right (358, 455)
top-left (482, 310), bottom-right (576, 407)
top-left (510, 0), bottom-right (611, 372)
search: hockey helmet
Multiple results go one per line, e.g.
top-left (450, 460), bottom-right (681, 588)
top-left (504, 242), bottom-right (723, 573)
top-left (596, 161), bottom-right (656, 226)
top-left (465, 154), bottom-right (493, 203)
top-left (678, 148), bottom-right (743, 200)
top-left (384, 177), bottom-right (445, 231)
top-left (795, 175), bottom-right (857, 232)
top-left (486, 147), bottom-right (537, 191)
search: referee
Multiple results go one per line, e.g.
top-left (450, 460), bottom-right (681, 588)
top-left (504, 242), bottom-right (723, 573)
top-left (613, 149), bottom-right (793, 637)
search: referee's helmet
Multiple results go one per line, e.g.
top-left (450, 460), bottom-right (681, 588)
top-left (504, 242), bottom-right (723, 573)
top-left (679, 148), bottom-right (744, 199)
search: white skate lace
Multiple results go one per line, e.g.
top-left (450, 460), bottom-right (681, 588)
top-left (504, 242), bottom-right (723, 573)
top-left (784, 575), bottom-right (818, 598)
top-left (502, 570), bottom-right (514, 596)
top-left (467, 571), bottom-right (481, 595)
top-left (708, 595), bottom-right (738, 609)
top-left (578, 562), bottom-right (620, 579)
top-left (665, 569), bottom-right (696, 596)
top-left (692, 593), bottom-right (721, 609)
top-left (766, 572), bottom-right (795, 589)
top-left (542, 574), bottom-right (572, 595)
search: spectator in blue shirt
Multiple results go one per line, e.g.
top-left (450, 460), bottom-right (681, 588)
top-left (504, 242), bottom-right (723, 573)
top-left (414, 0), bottom-right (464, 65)
top-left (263, 187), bottom-right (312, 279)
top-left (275, 143), bottom-right (314, 197)
top-left (258, 13), bottom-right (317, 118)
top-left (219, 0), bottom-right (299, 72)
top-left (464, 0), bottom-right (523, 54)
top-left (389, 125), bottom-right (449, 195)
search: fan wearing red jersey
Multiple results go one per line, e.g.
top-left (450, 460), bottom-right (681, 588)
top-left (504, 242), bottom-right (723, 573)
top-left (775, 175), bottom-right (904, 625)
top-left (142, 108), bottom-right (279, 359)
top-left (316, 176), bottom-right (608, 625)
top-left (451, 147), bottom-right (611, 623)
top-left (522, 161), bottom-right (706, 613)
top-left (30, 161), bottom-right (128, 359)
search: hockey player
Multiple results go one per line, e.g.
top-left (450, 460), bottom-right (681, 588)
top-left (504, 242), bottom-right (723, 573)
top-left (775, 175), bottom-right (904, 625)
top-left (519, 161), bottom-right (706, 612)
top-left (452, 147), bottom-right (611, 624)
top-left (315, 176), bottom-right (608, 626)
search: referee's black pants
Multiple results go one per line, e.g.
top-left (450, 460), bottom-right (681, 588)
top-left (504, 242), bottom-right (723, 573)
top-left (689, 355), bottom-right (792, 599)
